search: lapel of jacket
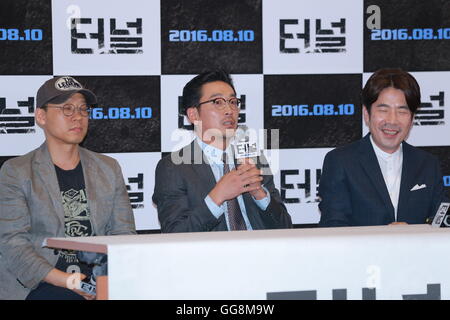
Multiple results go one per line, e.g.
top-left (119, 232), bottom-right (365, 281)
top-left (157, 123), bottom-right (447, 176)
top-left (189, 140), bottom-right (217, 194)
top-left (34, 143), bottom-right (65, 229)
top-left (358, 134), bottom-right (395, 220)
top-left (79, 147), bottom-right (98, 235)
top-left (396, 141), bottom-right (417, 221)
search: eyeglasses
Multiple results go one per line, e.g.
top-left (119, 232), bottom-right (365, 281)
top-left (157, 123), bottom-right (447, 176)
top-left (45, 104), bottom-right (92, 117)
top-left (196, 97), bottom-right (241, 110)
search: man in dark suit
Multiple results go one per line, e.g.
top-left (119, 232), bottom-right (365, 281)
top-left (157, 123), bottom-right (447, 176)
top-left (0, 77), bottom-right (136, 300)
top-left (319, 68), bottom-right (446, 227)
top-left (153, 70), bottom-right (292, 232)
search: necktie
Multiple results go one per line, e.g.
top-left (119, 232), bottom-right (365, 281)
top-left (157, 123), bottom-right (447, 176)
top-left (222, 152), bottom-right (247, 230)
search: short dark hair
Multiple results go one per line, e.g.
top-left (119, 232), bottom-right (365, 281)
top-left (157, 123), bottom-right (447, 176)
top-left (362, 68), bottom-right (421, 114)
top-left (181, 69), bottom-right (236, 115)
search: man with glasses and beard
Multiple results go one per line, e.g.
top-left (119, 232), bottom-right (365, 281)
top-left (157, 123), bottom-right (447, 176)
top-left (0, 76), bottom-right (136, 300)
top-left (153, 70), bottom-right (292, 233)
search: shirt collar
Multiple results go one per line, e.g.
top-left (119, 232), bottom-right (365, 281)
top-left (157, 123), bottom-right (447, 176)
top-left (370, 134), bottom-right (403, 161)
top-left (195, 136), bottom-right (232, 165)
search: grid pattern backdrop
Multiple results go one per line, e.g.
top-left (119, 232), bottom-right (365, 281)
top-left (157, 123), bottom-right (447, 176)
top-left (1, 0), bottom-right (449, 231)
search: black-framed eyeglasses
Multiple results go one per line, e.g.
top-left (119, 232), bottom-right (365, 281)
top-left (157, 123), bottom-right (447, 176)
top-left (45, 104), bottom-right (92, 117)
top-left (196, 97), bottom-right (241, 110)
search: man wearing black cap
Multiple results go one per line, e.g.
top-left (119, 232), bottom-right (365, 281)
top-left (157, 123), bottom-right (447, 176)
top-left (0, 76), bottom-right (136, 300)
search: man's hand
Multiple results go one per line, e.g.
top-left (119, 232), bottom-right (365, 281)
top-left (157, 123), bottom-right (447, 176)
top-left (209, 162), bottom-right (265, 206)
top-left (44, 268), bottom-right (96, 300)
top-left (239, 159), bottom-right (267, 200)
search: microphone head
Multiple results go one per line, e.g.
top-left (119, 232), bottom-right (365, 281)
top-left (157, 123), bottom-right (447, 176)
top-left (234, 124), bottom-right (248, 142)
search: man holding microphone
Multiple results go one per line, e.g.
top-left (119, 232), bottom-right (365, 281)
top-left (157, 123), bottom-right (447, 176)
top-left (153, 70), bottom-right (292, 232)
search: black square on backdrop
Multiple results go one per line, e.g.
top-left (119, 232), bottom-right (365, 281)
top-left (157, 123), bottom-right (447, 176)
top-left (264, 74), bottom-right (362, 149)
top-left (419, 146), bottom-right (450, 199)
top-left (76, 76), bottom-right (161, 153)
top-left (364, 0), bottom-right (450, 72)
top-left (161, 0), bottom-right (262, 74)
top-left (0, 0), bottom-right (53, 75)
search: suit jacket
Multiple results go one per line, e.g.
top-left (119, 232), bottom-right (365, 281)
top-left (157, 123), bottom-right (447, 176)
top-left (318, 134), bottom-right (446, 227)
top-left (0, 143), bottom-right (136, 300)
top-left (152, 141), bottom-right (292, 232)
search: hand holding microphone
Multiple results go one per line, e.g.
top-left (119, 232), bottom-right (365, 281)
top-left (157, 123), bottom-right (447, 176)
top-left (233, 125), bottom-right (267, 200)
top-left (237, 159), bottom-right (267, 200)
top-left (209, 125), bottom-right (267, 206)
top-left (209, 162), bottom-right (264, 206)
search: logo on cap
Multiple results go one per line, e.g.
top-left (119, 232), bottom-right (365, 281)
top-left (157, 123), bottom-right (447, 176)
top-left (55, 77), bottom-right (83, 91)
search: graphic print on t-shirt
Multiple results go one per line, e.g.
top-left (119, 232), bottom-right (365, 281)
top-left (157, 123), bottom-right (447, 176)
top-left (61, 188), bottom-right (91, 237)
top-left (58, 187), bottom-right (93, 272)
top-left (54, 163), bottom-right (93, 277)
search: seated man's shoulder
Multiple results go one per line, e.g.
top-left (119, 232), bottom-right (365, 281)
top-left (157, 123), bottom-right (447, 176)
top-left (158, 143), bottom-right (197, 169)
top-left (405, 143), bottom-right (439, 163)
top-left (0, 147), bottom-right (40, 175)
top-left (80, 148), bottom-right (120, 170)
top-left (326, 138), bottom-right (362, 160)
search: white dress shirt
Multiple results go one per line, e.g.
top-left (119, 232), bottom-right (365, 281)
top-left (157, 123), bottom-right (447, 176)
top-left (370, 135), bottom-right (403, 221)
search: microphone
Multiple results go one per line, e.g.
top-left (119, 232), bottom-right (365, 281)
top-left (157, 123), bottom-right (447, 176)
top-left (232, 125), bottom-right (272, 177)
top-left (232, 125), bottom-right (268, 193)
top-left (233, 125), bottom-right (259, 164)
top-left (429, 202), bottom-right (450, 227)
top-left (76, 251), bottom-right (108, 295)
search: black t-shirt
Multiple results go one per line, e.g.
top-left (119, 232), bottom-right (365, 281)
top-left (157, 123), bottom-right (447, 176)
top-left (54, 162), bottom-right (93, 278)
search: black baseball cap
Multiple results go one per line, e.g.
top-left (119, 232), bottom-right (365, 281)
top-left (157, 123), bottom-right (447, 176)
top-left (36, 76), bottom-right (97, 108)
